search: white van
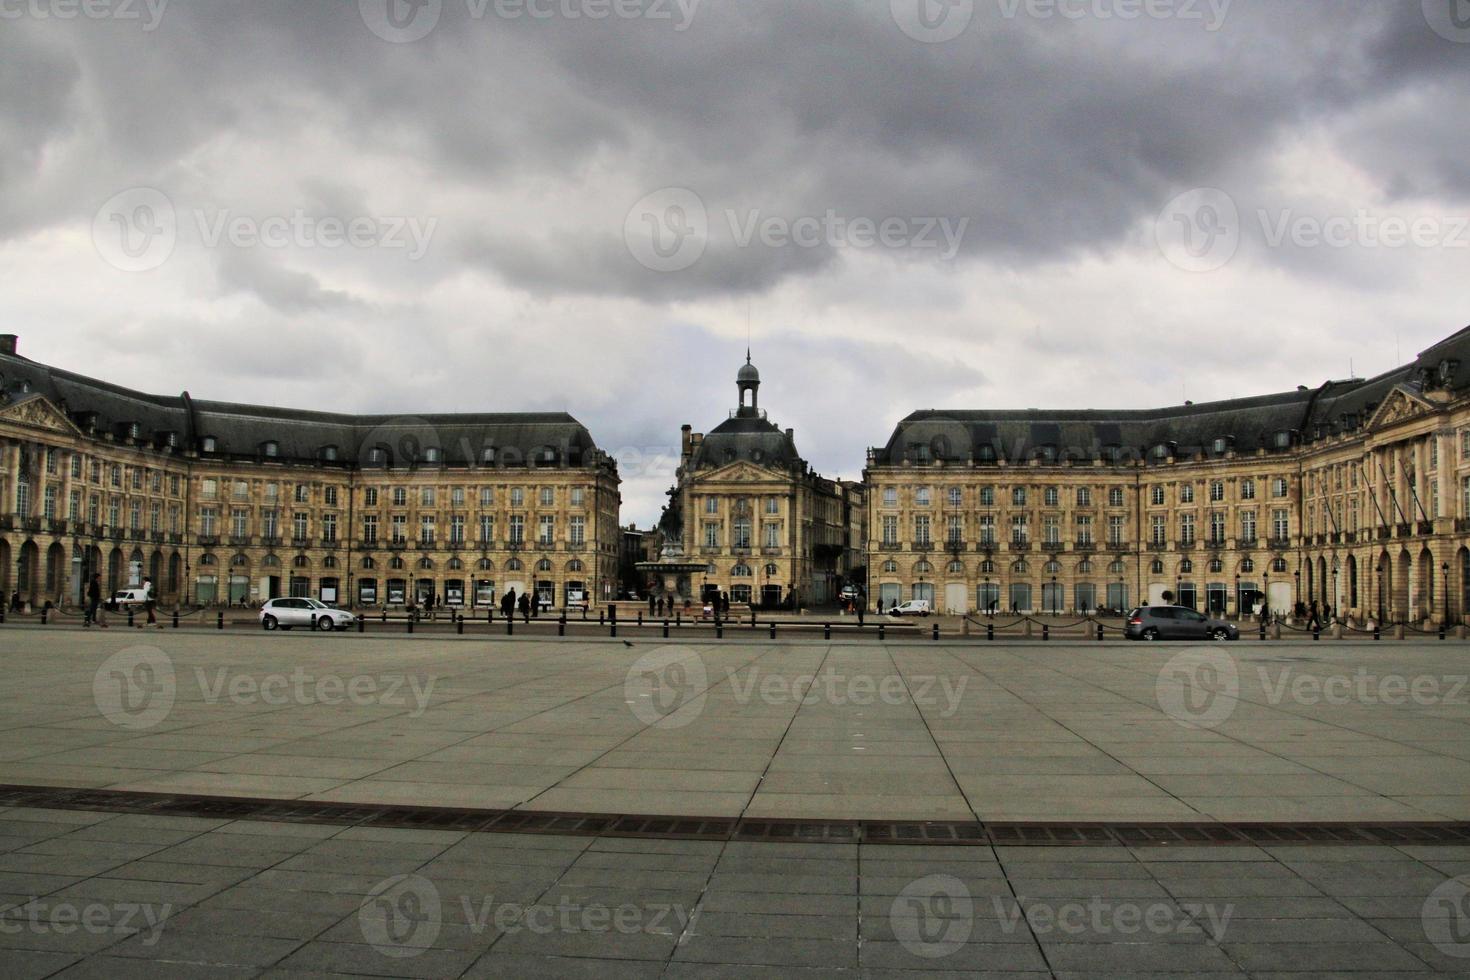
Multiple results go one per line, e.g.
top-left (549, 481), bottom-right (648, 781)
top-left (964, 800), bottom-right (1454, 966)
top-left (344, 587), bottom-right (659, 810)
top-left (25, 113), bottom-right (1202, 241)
top-left (887, 599), bottom-right (932, 617)
top-left (110, 588), bottom-right (150, 609)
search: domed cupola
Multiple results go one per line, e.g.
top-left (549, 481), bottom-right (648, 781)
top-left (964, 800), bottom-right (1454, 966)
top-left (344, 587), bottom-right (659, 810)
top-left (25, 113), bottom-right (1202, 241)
top-left (736, 350), bottom-right (760, 417)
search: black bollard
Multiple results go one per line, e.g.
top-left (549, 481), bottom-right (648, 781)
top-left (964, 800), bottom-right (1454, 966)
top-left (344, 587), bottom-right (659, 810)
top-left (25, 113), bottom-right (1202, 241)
top-left (932, 622), bottom-right (939, 642)
top-left (172, 610), bottom-right (179, 629)
top-left (507, 617), bottom-right (514, 636)
top-left (127, 608), bottom-right (134, 628)
top-left (1042, 623), bottom-right (1049, 641)
top-left (662, 620), bottom-right (669, 638)
top-left (558, 619), bottom-right (565, 637)
top-left (1439, 623), bottom-right (1446, 641)
top-left (407, 617), bottom-right (414, 634)
top-left (987, 622), bottom-right (994, 641)
top-left (1096, 622), bottom-right (1103, 642)
top-left (769, 621), bottom-right (776, 640)
top-left (878, 622), bottom-right (886, 641)
top-left (217, 611), bottom-right (224, 630)
top-left (676, 612), bottom-right (682, 628)
top-left (824, 623), bottom-right (831, 640)
top-left (457, 617), bottom-right (464, 635)
top-left (1312, 626), bottom-right (1320, 642)
top-left (716, 621), bottom-right (723, 639)
top-left (358, 616), bottom-right (365, 633)
top-left (1373, 624), bottom-right (1380, 641)
top-left (600, 610), bottom-right (606, 626)
top-left (42, 608), bottom-right (49, 626)
top-left (611, 619), bottom-right (617, 638)
top-left (638, 612), bottom-right (643, 627)
top-left (1258, 621), bottom-right (1266, 641)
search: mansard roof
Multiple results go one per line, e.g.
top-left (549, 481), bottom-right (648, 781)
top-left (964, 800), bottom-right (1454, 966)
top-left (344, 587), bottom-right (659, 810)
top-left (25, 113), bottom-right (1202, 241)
top-left (0, 349), bottom-right (603, 467)
top-left (872, 324), bottom-right (1470, 466)
top-left (692, 414), bottom-right (802, 470)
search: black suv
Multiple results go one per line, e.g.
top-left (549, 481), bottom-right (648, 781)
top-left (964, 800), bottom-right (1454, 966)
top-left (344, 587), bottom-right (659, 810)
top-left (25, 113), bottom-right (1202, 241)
top-left (1125, 605), bottom-right (1239, 641)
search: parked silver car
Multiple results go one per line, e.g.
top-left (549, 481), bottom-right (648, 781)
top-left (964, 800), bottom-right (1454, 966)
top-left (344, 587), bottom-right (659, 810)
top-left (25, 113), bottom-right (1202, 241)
top-left (1125, 605), bottom-right (1239, 641)
top-left (259, 597), bottom-right (356, 632)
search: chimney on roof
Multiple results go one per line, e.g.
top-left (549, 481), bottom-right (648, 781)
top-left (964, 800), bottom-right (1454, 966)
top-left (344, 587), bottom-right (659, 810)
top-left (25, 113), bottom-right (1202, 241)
top-left (0, 335), bottom-right (16, 356)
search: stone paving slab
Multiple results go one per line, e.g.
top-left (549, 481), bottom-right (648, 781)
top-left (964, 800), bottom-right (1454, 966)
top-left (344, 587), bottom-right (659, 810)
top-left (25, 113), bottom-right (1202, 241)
top-left (2, 632), bottom-right (1469, 824)
top-left (0, 806), bottom-right (1462, 977)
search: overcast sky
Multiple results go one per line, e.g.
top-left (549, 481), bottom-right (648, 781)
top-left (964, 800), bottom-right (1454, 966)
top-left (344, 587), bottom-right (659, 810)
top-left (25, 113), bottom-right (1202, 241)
top-left (2, 0), bottom-right (1468, 523)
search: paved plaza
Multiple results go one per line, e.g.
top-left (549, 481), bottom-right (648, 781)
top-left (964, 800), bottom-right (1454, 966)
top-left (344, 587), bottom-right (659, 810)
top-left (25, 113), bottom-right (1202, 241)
top-left (2, 806), bottom-right (1470, 977)
top-left (1, 630), bottom-right (1469, 823)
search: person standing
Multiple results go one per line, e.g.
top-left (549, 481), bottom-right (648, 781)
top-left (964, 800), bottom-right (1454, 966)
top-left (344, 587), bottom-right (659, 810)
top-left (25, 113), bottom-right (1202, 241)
top-left (85, 574), bottom-right (101, 627)
top-left (142, 577), bottom-right (159, 627)
top-left (518, 591), bottom-right (530, 623)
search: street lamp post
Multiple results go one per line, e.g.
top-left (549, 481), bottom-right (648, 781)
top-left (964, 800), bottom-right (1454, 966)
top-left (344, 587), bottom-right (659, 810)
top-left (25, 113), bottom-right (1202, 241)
top-left (1294, 568), bottom-right (1301, 607)
top-left (1331, 563), bottom-right (1339, 624)
top-left (1263, 570), bottom-right (1270, 622)
top-left (1442, 560), bottom-right (1449, 625)
top-left (1234, 573), bottom-right (1240, 621)
top-left (1377, 561), bottom-right (1385, 624)
top-left (1050, 573), bottom-right (1057, 615)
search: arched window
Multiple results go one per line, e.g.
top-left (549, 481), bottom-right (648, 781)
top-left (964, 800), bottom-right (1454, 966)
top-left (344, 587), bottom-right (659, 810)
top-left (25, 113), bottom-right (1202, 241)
top-left (1044, 560), bottom-right (1061, 574)
top-left (1180, 559), bottom-right (1193, 574)
top-left (765, 563), bottom-right (778, 576)
top-left (199, 553), bottom-right (217, 566)
top-left (1272, 557), bottom-right (1288, 573)
top-left (477, 558), bottom-right (493, 571)
top-left (263, 554), bottom-right (280, 568)
top-left (293, 555), bottom-right (309, 568)
top-left (323, 555), bottom-right (337, 569)
top-left (732, 563), bottom-right (752, 577)
top-left (390, 557), bottom-right (405, 570)
top-left (913, 560), bottom-right (933, 574)
top-left (419, 557), bottom-right (435, 570)
top-left (979, 559), bottom-right (996, 574)
top-left (231, 554), bottom-right (249, 568)
top-left (506, 558), bottom-right (523, 571)
top-left (1151, 559), bottom-right (1165, 574)
top-left (1077, 559), bottom-right (1093, 574)
top-left (947, 560), bottom-right (964, 574)
top-left (447, 557), bottom-right (463, 570)
top-left (567, 560), bottom-right (584, 573)
top-left (536, 559), bottom-right (553, 572)
top-left (1012, 560), bottom-right (1028, 574)
top-left (1240, 558), bottom-right (1255, 573)
top-left (1109, 560), bottom-right (1126, 574)
top-left (361, 556), bottom-right (376, 570)
top-left (1208, 558), bottom-right (1223, 573)
top-left (882, 560), bottom-right (898, 573)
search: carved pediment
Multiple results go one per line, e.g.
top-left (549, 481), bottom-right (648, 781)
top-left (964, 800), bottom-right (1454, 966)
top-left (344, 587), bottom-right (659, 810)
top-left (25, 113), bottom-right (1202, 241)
top-left (1365, 387), bottom-right (1435, 432)
top-left (0, 395), bottom-right (82, 437)
top-left (695, 460), bottom-right (786, 485)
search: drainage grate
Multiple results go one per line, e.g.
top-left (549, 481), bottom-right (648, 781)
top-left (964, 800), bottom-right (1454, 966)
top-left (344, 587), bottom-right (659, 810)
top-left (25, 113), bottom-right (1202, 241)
top-left (2, 785), bottom-right (1468, 847)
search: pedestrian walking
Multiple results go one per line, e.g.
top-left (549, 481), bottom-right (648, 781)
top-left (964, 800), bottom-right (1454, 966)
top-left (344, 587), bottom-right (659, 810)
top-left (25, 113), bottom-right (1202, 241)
top-left (85, 574), bottom-right (101, 627)
top-left (143, 577), bottom-right (159, 627)
top-left (518, 591), bottom-right (530, 623)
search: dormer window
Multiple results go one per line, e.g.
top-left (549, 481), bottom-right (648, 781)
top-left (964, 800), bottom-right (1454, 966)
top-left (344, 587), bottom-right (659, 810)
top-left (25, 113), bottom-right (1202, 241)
top-left (536, 448), bottom-right (557, 466)
top-left (367, 447), bottom-right (388, 466)
top-left (1212, 437), bottom-right (1231, 455)
top-left (262, 441), bottom-right (279, 458)
top-left (125, 421), bottom-right (141, 440)
top-left (1036, 445), bottom-right (1057, 463)
top-left (321, 445), bottom-right (338, 462)
top-left (1273, 430), bottom-right (1292, 449)
top-left (1152, 443), bottom-right (1171, 461)
top-left (1440, 360), bottom-right (1459, 385)
top-left (159, 431), bottom-right (178, 449)
top-left (976, 444), bottom-right (996, 463)
top-left (201, 436), bottom-right (218, 454)
top-left (481, 447), bottom-right (497, 465)
top-left (423, 447), bottom-right (441, 464)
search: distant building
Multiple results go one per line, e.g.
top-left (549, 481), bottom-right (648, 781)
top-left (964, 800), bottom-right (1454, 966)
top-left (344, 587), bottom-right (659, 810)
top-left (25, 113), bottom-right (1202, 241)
top-left (663, 354), bottom-right (862, 607)
top-left (0, 335), bottom-right (620, 610)
top-left (865, 324), bottom-right (1470, 624)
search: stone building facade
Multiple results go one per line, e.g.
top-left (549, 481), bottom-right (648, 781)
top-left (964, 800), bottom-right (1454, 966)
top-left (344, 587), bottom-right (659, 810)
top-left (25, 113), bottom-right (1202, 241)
top-left (0, 336), bottom-right (621, 611)
top-left (661, 357), bottom-right (864, 608)
top-left (865, 325), bottom-right (1470, 624)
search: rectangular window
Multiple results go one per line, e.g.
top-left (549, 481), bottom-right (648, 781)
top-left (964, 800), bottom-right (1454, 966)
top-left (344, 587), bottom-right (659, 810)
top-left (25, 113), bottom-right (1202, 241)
top-left (1241, 478), bottom-right (1256, 500)
top-left (764, 522), bottom-right (781, 548)
top-left (391, 515), bottom-right (407, 543)
top-left (150, 503), bottom-right (161, 533)
top-left (704, 522), bottom-right (720, 548)
top-left (1012, 488), bottom-right (1027, 506)
top-left (1272, 477), bottom-right (1288, 498)
top-left (363, 515), bottom-right (379, 544)
top-left (293, 513), bottom-right (309, 539)
top-left (1150, 485), bottom-right (1165, 505)
top-left (480, 487), bottom-right (493, 508)
top-left (68, 490), bottom-right (80, 521)
top-left (570, 515), bottom-right (585, 545)
top-left (199, 477), bottom-right (215, 497)
top-left (1241, 510), bottom-right (1256, 543)
top-left (882, 515), bottom-right (899, 546)
top-left (947, 515), bottom-right (963, 544)
top-left (538, 515), bottom-right (555, 544)
top-left (571, 488), bottom-right (584, 507)
top-left (1180, 484), bottom-right (1194, 503)
top-left (323, 513), bottom-right (338, 542)
top-left (509, 515), bottom-right (524, 543)
top-left (1151, 515), bottom-right (1166, 544)
top-left (71, 456), bottom-right (82, 480)
top-left (232, 509), bottom-right (249, 537)
top-left (948, 487), bottom-right (963, 507)
top-left (1075, 515), bottom-right (1093, 545)
top-left (393, 487), bottom-right (407, 507)
top-left (980, 487), bottom-right (995, 507)
top-left (511, 488), bottom-right (524, 507)
top-left (1272, 508), bottom-right (1289, 539)
top-left (1042, 515), bottom-right (1060, 544)
top-left (978, 515), bottom-right (996, 545)
top-left (200, 507), bottom-right (217, 536)
top-left (705, 496), bottom-right (719, 514)
top-left (1209, 481), bottom-right (1224, 502)
top-left (1179, 513), bottom-right (1195, 545)
top-left (1010, 515), bottom-right (1028, 544)
top-left (421, 487), bottom-right (436, 507)
top-left (914, 515), bottom-right (931, 546)
top-left (451, 487), bottom-right (464, 507)
top-left (1108, 487), bottom-right (1125, 507)
top-left (765, 496), bottom-right (780, 514)
top-left (1043, 487), bottom-right (1059, 507)
top-left (479, 515), bottom-right (494, 542)
top-left (1209, 512), bottom-right (1226, 543)
top-left (325, 486), bottom-right (339, 506)
top-left (1075, 487), bottom-right (1091, 506)
top-left (915, 487), bottom-right (931, 506)
top-left (262, 509), bottom-right (279, 539)
top-left (364, 487), bottom-right (379, 507)
top-left (295, 484), bottom-right (309, 504)
top-left (449, 515), bottom-right (465, 543)
top-left (43, 486), bottom-right (57, 520)
top-left (733, 519), bottom-right (751, 549)
top-left (420, 516), bottom-right (436, 544)
top-left (540, 487), bottom-right (554, 506)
